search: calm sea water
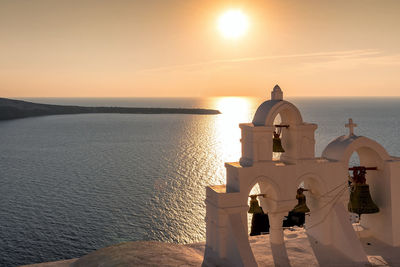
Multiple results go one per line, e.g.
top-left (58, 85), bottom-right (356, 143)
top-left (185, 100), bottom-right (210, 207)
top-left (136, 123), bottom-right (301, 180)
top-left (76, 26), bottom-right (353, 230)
top-left (1, 97), bottom-right (400, 266)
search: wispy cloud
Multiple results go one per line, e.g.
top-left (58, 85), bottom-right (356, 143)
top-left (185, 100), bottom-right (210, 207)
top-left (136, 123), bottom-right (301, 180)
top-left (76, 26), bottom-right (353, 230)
top-left (300, 51), bottom-right (400, 72)
top-left (138, 49), bottom-right (383, 73)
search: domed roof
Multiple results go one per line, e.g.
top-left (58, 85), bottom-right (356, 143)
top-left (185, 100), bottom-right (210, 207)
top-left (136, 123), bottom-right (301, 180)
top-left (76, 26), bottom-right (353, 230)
top-left (322, 135), bottom-right (390, 162)
top-left (252, 85), bottom-right (303, 126)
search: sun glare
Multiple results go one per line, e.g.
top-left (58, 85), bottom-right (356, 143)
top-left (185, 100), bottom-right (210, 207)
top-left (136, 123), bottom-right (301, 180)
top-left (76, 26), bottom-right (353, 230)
top-left (217, 9), bottom-right (249, 39)
top-left (213, 97), bottom-right (253, 162)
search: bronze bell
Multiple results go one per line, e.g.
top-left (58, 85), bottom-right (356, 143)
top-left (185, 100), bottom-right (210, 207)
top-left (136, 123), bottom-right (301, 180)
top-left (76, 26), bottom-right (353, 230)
top-left (292, 188), bottom-right (310, 213)
top-left (273, 132), bottom-right (285, 153)
top-left (348, 184), bottom-right (379, 216)
top-left (283, 211), bottom-right (305, 227)
top-left (348, 166), bottom-right (379, 217)
top-left (250, 209), bottom-right (270, 236)
top-left (248, 195), bottom-right (263, 214)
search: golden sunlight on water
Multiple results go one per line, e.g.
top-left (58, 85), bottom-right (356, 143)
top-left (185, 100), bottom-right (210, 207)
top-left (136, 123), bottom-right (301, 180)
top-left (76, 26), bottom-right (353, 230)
top-left (211, 97), bottom-right (265, 232)
top-left (203, 96), bottom-right (262, 186)
top-left (214, 97), bottom-right (254, 162)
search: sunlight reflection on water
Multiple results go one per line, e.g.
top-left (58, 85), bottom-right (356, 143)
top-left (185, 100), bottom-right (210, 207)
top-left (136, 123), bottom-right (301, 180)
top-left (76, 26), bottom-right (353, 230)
top-left (136, 97), bottom-right (264, 246)
top-left (214, 97), bottom-right (255, 163)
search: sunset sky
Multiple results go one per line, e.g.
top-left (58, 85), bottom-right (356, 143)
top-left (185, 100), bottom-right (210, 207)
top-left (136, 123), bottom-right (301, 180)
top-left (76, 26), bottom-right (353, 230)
top-left (1, 0), bottom-right (399, 97)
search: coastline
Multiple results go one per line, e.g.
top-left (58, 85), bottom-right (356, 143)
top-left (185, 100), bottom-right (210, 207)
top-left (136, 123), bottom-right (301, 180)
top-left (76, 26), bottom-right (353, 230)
top-left (0, 98), bottom-right (221, 121)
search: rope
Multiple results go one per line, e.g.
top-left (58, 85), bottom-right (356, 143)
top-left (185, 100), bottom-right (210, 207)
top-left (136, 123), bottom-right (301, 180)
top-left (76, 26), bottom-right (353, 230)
top-left (258, 181), bottom-right (348, 203)
top-left (312, 181), bottom-right (348, 200)
top-left (354, 223), bottom-right (362, 240)
top-left (248, 181), bottom-right (350, 218)
top-left (304, 187), bottom-right (348, 230)
top-left (307, 186), bottom-right (348, 215)
top-left (262, 195), bottom-right (296, 203)
top-left (260, 187), bottom-right (346, 215)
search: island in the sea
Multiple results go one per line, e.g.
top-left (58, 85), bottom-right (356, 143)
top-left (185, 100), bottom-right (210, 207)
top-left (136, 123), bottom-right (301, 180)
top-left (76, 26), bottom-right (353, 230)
top-left (0, 98), bottom-right (221, 120)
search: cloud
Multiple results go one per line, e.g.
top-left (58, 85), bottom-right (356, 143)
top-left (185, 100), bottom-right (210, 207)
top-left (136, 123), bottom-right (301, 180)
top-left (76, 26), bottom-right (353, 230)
top-left (137, 49), bottom-right (385, 73)
top-left (300, 51), bottom-right (400, 72)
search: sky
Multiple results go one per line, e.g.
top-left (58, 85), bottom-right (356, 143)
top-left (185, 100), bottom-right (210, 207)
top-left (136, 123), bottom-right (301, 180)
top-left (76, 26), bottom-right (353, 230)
top-left (1, 0), bottom-right (399, 97)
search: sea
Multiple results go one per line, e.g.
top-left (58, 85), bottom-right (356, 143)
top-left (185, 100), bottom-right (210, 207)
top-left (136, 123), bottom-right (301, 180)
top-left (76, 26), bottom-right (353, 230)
top-left (1, 97), bottom-right (400, 267)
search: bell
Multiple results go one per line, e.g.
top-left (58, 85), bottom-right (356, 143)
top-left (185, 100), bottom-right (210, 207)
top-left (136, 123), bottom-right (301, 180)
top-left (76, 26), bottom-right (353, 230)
top-left (348, 183), bottom-right (379, 216)
top-left (283, 211), bottom-right (305, 227)
top-left (250, 209), bottom-right (270, 236)
top-left (273, 134), bottom-right (285, 153)
top-left (248, 195), bottom-right (263, 214)
top-left (292, 188), bottom-right (310, 213)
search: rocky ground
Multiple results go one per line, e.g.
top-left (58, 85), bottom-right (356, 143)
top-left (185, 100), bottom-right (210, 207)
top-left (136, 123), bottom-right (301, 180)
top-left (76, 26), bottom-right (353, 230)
top-left (22, 227), bottom-right (399, 267)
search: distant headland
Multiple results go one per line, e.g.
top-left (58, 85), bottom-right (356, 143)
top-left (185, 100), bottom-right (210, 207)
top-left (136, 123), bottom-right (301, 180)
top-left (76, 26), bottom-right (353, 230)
top-left (0, 98), bottom-right (221, 121)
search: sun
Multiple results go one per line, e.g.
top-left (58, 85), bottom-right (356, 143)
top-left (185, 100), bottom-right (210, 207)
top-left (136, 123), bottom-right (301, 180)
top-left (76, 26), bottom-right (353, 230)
top-left (217, 9), bottom-right (249, 39)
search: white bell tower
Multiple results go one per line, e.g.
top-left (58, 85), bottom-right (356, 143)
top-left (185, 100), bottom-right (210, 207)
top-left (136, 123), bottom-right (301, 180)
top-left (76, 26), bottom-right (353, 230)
top-left (203, 85), bottom-right (400, 267)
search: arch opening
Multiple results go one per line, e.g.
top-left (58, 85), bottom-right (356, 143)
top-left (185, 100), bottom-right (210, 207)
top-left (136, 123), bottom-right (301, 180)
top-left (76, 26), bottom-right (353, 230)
top-left (247, 183), bottom-right (269, 236)
top-left (267, 105), bottom-right (303, 162)
top-left (348, 151), bottom-right (361, 222)
top-left (263, 101), bottom-right (303, 127)
top-left (347, 147), bottom-right (384, 226)
top-left (282, 181), bottom-right (308, 229)
top-left (245, 177), bottom-right (280, 236)
top-left (272, 114), bottom-right (284, 160)
top-left (292, 174), bottom-right (328, 232)
top-left (253, 100), bottom-right (303, 127)
top-left (241, 174), bottom-right (328, 266)
top-left (282, 176), bottom-right (325, 231)
top-left (349, 151), bottom-right (361, 168)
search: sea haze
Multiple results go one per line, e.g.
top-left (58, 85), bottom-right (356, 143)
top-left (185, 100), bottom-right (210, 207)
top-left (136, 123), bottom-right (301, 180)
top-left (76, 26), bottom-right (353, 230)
top-left (1, 97), bottom-right (400, 266)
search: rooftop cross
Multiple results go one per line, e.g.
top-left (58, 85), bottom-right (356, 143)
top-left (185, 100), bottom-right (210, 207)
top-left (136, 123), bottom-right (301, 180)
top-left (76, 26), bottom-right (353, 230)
top-left (345, 118), bottom-right (357, 136)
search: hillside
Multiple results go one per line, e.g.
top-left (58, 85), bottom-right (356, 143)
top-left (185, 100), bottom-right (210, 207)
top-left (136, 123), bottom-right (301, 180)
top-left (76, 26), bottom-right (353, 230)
top-left (22, 227), bottom-right (397, 266)
top-left (0, 98), bottom-right (221, 120)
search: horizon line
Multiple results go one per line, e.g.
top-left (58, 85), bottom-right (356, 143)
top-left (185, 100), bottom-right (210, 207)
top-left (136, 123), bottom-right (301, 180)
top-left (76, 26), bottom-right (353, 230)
top-left (4, 95), bottom-right (400, 99)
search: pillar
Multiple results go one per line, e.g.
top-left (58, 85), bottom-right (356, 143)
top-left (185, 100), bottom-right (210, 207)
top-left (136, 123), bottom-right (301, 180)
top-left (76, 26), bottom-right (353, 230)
top-left (269, 211), bottom-right (291, 266)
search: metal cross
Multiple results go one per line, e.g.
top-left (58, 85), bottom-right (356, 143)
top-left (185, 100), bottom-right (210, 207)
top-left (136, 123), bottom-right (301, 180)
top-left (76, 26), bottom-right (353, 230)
top-left (345, 118), bottom-right (357, 136)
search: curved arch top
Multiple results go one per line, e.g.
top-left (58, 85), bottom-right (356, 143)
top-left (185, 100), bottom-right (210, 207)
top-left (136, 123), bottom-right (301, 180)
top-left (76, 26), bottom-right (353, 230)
top-left (252, 100), bottom-right (303, 126)
top-left (322, 135), bottom-right (391, 162)
top-left (295, 172), bottom-right (328, 194)
top-left (245, 175), bottom-right (282, 213)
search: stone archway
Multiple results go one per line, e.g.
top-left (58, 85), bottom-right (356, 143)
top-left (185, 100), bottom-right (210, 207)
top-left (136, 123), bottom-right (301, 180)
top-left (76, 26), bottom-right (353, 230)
top-left (322, 136), bottom-right (390, 220)
top-left (322, 135), bottom-right (391, 163)
top-left (252, 85), bottom-right (303, 128)
top-left (295, 172), bottom-right (327, 221)
top-left (245, 175), bottom-right (281, 215)
top-left (243, 175), bottom-right (292, 267)
top-left (251, 99), bottom-right (314, 162)
top-left (322, 135), bottom-right (396, 246)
